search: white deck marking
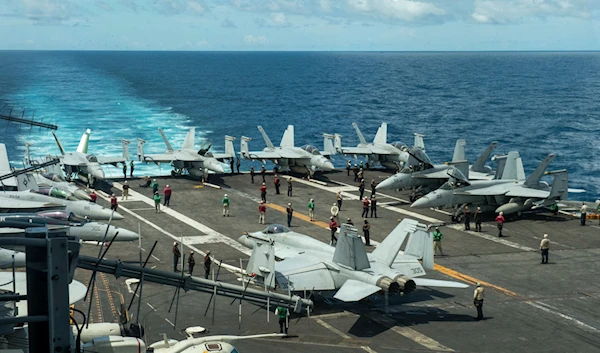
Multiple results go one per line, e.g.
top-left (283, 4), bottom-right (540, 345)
top-left (390, 326), bottom-right (455, 352)
top-left (361, 346), bottom-right (378, 353)
top-left (314, 318), bottom-right (352, 340)
top-left (146, 303), bottom-right (157, 311)
top-left (446, 224), bottom-right (535, 251)
top-left (526, 301), bottom-right (600, 334)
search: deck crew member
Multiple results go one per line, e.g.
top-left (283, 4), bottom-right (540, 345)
top-left (261, 165), bottom-right (266, 182)
top-left (358, 179), bottom-right (365, 200)
top-left (473, 283), bottom-right (485, 320)
top-left (110, 194), bottom-right (118, 211)
top-left (129, 160), bottom-right (134, 178)
top-left (163, 184), bottom-right (172, 206)
top-left (259, 201), bottom-right (266, 224)
top-left (336, 191), bottom-right (343, 210)
top-left (89, 190), bottom-right (97, 203)
top-left (433, 227), bottom-right (444, 256)
top-left (363, 219), bottom-right (371, 246)
top-left (122, 163), bottom-right (127, 179)
top-left (275, 305), bottom-right (289, 335)
top-left (370, 196), bottom-right (377, 218)
top-left (151, 179), bottom-right (159, 194)
top-left (250, 166), bottom-right (255, 183)
top-left (329, 217), bottom-right (338, 245)
top-left (550, 202), bottom-right (559, 215)
top-left (236, 158), bottom-right (241, 174)
top-left (346, 160), bottom-right (351, 176)
top-left (370, 179), bottom-right (377, 197)
top-left (331, 202), bottom-right (339, 219)
top-left (153, 192), bottom-right (161, 213)
top-left (361, 197), bottom-right (370, 218)
top-left (495, 212), bottom-right (505, 237)
top-left (222, 194), bottom-right (230, 217)
top-left (172, 242), bottom-right (181, 272)
top-left (274, 174), bottom-right (281, 194)
top-left (287, 178), bottom-right (293, 197)
top-left (286, 203), bottom-right (294, 227)
top-left (188, 251), bottom-right (195, 275)
top-left (540, 234), bottom-right (550, 264)
top-left (308, 198), bottom-right (315, 221)
top-left (230, 158), bottom-right (234, 174)
top-left (473, 207), bottom-right (482, 232)
top-left (580, 202), bottom-right (587, 226)
top-left (122, 181), bottom-right (130, 200)
top-left (260, 182), bottom-right (267, 202)
top-left (353, 164), bottom-right (359, 181)
top-left (464, 206), bottom-right (472, 231)
top-left (204, 250), bottom-right (212, 279)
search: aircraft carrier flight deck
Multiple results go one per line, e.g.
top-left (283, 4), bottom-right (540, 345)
top-left (74, 168), bottom-right (600, 353)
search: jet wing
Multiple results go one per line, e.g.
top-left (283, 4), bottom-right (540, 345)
top-left (333, 279), bottom-right (381, 302)
top-left (505, 186), bottom-right (550, 198)
top-left (413, 278), bottom-right (469, 289)
top-left (245, 151), bottom-right (283, 160)
top-left (340, 146), bottom-right (373, 155)
top-left (278, 150), bottom-right (304, 159)
top-left (275, 254), bottom-right (336, 291)
top-left (454, 184), bottom-right (511, 196)
top-left (271, 243), bottom-right (306, 259)
top-left (60, 154), bottom-right (87, 167)
top-left (142, 152), bottom-right (190, 163)
top-left (96, 156), bottom-right (127, 165)
top-left (0, 198), bottom-right (62, 210)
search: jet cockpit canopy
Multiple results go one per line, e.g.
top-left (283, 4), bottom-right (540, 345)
top-left (86, 155), bottom-right (98, 163)
top-left (198, 139), bottom-right (212, 156)
top-left (264, 224), bottom-right (291, 234)
top-left (390, 141), bottom-right (408, 151)
top-left (300, 145), bottom-right (321, 155)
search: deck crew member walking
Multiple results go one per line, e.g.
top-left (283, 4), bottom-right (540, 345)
top-left (495, 212), bottom-right (505, 237)
top-left (540, 234), bottom-right (550, 264)
top-left (188, 251), bottom-right (195, 275)
top-left (329, 217), bottom-right (338, 246)
top-left (204, 251), bottom-right (212, 279)
top-left (259, 201), bottom-right (266, 224)
top-left (474, 283), bottom-right (485, 320)
top-left (163, 184), bottom-right (172, 206)
top-left (222, 194), bottom-right (230, 216)
top-left (286, 203), bottom-right (294, 227)
top-left (308, 198), bottom-right (315, 221)
top-left (580, 202), bottom-right (587, 226)
top-left (433, 227), bottom-right (444, 256)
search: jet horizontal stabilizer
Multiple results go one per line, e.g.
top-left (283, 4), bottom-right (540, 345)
top-left (412, 278), bottom-right (469, 289)
top-left (333, 279), bottom-right (381, 302)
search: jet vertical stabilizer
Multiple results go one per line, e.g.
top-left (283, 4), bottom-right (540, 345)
top-left (524, 154), bottom-right (556, 188)
top-left (547, 170), bottom-right (568, 200)
top-left (121, 139), bottom-right (131, 161)
top-left (224, 135), bottom-right (236, 158)
top-left (352, 123), bottom-right (368, 146)
top-left (257, 126), bottom-right (275, 150)
top-left (452, 139), bottom-right (466, 163)
top-left (158, 128), bottom-right (174, 152)
top-left (333, 224), bottom-right (370, 271)
top-left (413, 133), bottom-right (425, 151)
top-left (246, 240), bottom-right (276, 288)
top-left (371, 219), bottom-right (419, 267)
top-left (24, 142), bottom-right (32, 165)
top-left (76, 129), bottom-right (91, 154)
top-left (471, 141), bottom-right (498, 173)
top-left (279, 125), bottom-right (295, 148)
top-left (404, 226), bottom-right (434, 270)
top-left (182, 127), bottom-right (195, 150)
top-left (334, 134), bottom-right (342, 152)
top-left (322, 134), bottom-right (336, 155)
top-left (500, 151), bottom-right (521, 180)
top-left (136, 138), bottom-right (146, 161)
top-left (16, 173), bottom-right (39, 191)
top-left (240, 136), bottom-right (252, 158)
top-left (51, 131), bottom-right (66, 155)
top-left (373, 123), bottom-right (387, 145)
top-left (492, 154), bottom-right (507, 180)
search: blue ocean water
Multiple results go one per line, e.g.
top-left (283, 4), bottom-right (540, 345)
top-left (0, 51), bottom-right (598, 200)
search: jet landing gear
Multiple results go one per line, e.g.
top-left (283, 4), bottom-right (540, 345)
top-left (170, 168), bottom-right (184, 177)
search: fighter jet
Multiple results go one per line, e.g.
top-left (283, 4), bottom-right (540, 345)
top-left (411, 152), bottom-right (569, 217)
top-left (376, 139), bottom-right (497, 194)
top-left (0, 212), bottom-right (138, 242)
top-left (239, 125), bottom-right (334, 175)
top-left (238, 220), bottom-right (468, 302)
top-left (137, 128), bottom-right (233, 178)
top-left (49, 129), bottom-right (130, 184)
top-left (31, 173), bottom-right (92, 201)
top-left (334, 122), bottom-right (426, 170)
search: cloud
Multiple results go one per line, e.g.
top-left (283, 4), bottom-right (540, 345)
top-left (154, 0), bottom-right (206, 16)
top-left (471, 0), bottom-right (592, 24)
top-left (2, 0), bottom-right (89, 25)
top-left (270, 12), bottom-right (290, 27)
top-left (221, 17), bottom-right (237, 28)
top-left (225, 0), bottom-right (447, 24)
top-left (95, 0), bottom-right (113, 12)
top-left (244, 34), bottom-right (268, 44)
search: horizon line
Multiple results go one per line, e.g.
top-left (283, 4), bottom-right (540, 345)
top-left (1, 49), bottom-right (599, 53)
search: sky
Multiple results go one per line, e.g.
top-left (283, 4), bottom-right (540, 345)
top-left (0, 0), bottom-right (599, 51)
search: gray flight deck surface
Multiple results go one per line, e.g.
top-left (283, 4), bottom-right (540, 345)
top-left (73, 169), bottom-right (600, 353)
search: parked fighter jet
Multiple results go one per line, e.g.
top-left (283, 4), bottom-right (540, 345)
top-left (411, 152), bottom-right (569, 217)
top-left (0, 144), bottom-right (17, 190)
top-left (238, 220), bottom-right (467, 302)
top-left (0, 212), bottom-right (138, 242)
top-left (31, 173), bottom-right (92, 201)
top-left (137, 128), bottom-right (233, 179)
top-left (333, 122), bottom-right (425, 170)
top-left (49, 129), bottom-right (130, 184)
top-left (376, 140), bottom-right (497, 194)
top-left (240, 125), bottom-right (334, 175)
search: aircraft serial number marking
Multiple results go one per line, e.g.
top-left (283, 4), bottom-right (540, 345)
top-left (411, 267), bottom-right (424, 275)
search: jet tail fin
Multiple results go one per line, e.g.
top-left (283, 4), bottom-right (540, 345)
top-left (413, 133), bottom-right (425, 151)
top-left (451, 139), bottom-right (466, 162)
top-left (371, 219), bottom-right (419, 267)
top-left (137, 138), bottom-right (146, 161)
top-left (373, 123), bottom-right (387, 145)
top-left (471, 141), bottom-right (498, 173)
top-left (158, 128), bottom-right (174, 152)
top-left (76, 129), bottom-right (91, 154)
top-left (24, 142), bottom-right (32, 165)
top-left (121, 139), bottom-right (131, 161)
top-left (334, 134), bottom-right (342, 152)
top-left (500, 151), bottom-right (521, 180)
top-left (279, 125), bottom-right (294, 148)
top-left (240, 136), bottom-right (252, 159)
top-left (257, 126), bottom-right (275, 150)
top-left (182, 127), bottom-right (195, 150)
top-left (51, 131), bottom-right (66, 156)
top-left (546, 169), bottom-right (568, 201)
top-left (16, 173), bottom-right (39, 191)
top-left (322, 134), bottom-right (336, 155)
top-left (246, 240), bottom-right (276, 289)
top-left (224, 135), bottom-right (236, 158)
top-left (404, 225), bottom-right (435, 270)
top-left (333, 224), bottom-right (370, 270)
top-left (524, 154), bottom-right (556, 188)
top-left (352, 122), bottom-right (368, 146)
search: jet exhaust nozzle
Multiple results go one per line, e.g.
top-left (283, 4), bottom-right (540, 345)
top-left (394, 275), bottom-right (416, 294)
top-left (376, 276), bottom-right (401, 294)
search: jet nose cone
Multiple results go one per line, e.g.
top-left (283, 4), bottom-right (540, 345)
top-left (411, 196), bottom-right (431, 208)
top-left (93, 169), bottom-right (105, 180)
top-left (376, 176), bottom-right (396, 190)
top-left (114, 228), bottom-right (139, 241)
top-left (73, 189), bottom-right (92, 201)
top-left (111, 211), bottom-right (125, 220)
top-left (322, 160), bottom-right (335, 171)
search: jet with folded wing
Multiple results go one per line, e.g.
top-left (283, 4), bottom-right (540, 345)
top-left (239, 125), bottom-right (334, 176)
top-left (411, 152), bottom-right (569, 216)
top-left (334, 122), bottom-right (426, 170)
top-left (238, 220), bottom-right (468, 303)
top-left (50, 129), bottom-right (130, 185)
top-left (137, 128), bottom-right (233, 179)
top-left (376, 139), bottom-right (497, 193)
